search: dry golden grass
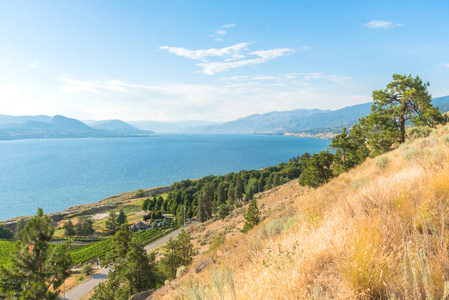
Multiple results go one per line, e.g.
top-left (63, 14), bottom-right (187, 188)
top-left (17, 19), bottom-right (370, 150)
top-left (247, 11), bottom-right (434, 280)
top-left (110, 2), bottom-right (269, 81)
top-left (152, 125), bottom-right (449, 300)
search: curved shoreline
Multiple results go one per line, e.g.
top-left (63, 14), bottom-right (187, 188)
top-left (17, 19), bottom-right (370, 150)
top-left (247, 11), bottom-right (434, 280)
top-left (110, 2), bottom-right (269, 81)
top-left (1, 185), bottom-right (170, 230)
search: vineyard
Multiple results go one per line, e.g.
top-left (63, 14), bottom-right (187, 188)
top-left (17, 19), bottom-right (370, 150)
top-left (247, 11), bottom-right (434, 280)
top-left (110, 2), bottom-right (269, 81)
top-left (0, 226), bottom-right (178, 268)
top-left (0, 240), bottom-right (14, 267)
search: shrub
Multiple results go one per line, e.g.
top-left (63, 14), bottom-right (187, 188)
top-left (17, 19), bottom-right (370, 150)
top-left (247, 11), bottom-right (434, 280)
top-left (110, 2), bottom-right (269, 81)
top-left (401, 148), bottom-right (421, 161)
top-left (209, 235), bottom-right (226, 252)
top-left (375, 156), bottom-right (390, 169)
top-left (406, 126), bottom-right (433, 140)
top-left (441, 134), bottom-right (449, 144)
top-left (81, 264), bottom-right (94, 276)
top-left (135, 189), bottom-right (145, 198)
top-left (283, 215), bottom-right (302, 232)
top-left (176, 265), bottom-right (188, 278)
top-left (265, 219), bottom-right (283, 237)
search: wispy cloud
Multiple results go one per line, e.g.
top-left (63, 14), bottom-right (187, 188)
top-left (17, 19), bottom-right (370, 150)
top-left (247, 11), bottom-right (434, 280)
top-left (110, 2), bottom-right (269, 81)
top-left (210, 23), bottom-right (236, 41)
top-left (160, 43), bottom-right (251, 61)
top-left (55, 74), bottom-right (366, 122)
top-left (445, 63), bottom-right (449, 68)
top-left (363, 20), bottom-right (403, 29)
top-left (3, 60), bottom-right (11, 64)
top-left (160, 43), bottom-right (294, 75)
top-left (221, 23), bottom-right (235, 28)
top-left (29, 61), bottom-right (41, 68)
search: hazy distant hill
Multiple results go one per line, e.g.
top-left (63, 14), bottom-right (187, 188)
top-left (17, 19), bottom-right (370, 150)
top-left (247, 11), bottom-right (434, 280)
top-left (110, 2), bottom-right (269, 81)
top-left (190, 96), bottom-right (449, 134)
top-left (92, 119), bottom-right (154, 135)
top-left (0, 115), bottom-right (154, 140)
top-left (0, 114), bottom-right (52, 126)
top-left (128, 120), bottom-right (220, 132)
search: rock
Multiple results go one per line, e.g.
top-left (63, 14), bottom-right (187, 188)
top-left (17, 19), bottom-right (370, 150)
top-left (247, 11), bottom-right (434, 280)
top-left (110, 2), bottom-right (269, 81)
top-left (128, 290), bottom-right (154, 300)
top-left (195, 257), bottom-right (215, 273)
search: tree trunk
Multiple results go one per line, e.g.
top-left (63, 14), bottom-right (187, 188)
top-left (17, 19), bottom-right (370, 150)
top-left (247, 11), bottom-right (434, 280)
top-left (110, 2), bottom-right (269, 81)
top-left (400, 116), bottom-right (405, 143)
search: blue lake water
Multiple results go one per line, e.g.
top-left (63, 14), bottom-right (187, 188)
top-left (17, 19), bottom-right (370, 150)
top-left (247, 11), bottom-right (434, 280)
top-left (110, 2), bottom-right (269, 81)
top-left (0, 134), bottom-right (330, 221)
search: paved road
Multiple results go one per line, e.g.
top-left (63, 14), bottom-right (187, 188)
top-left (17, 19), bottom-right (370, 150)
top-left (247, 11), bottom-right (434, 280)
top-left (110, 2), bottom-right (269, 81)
top-left (62, 223), bottom-right (197, 300)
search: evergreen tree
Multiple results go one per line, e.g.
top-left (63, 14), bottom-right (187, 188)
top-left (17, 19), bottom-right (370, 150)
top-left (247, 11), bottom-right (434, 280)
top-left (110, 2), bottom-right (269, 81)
top-left (217, 204), bottom-right (231, 220)
top-left (234, 176), bottom-right (244, 202)
top-left (365, 74), bottom-right (445, 151)
top-left (159, 229), bottom-right (195, 279)
top-left (141, 198), bottom-right (150, 212)
top-left (242, 199), bottom-right (260, 233)
top-left (298, 151), bottom-right (335, 188)
top-left (63, 219), bottom-right (76, 237)
top-left (117, 208), bottom-right (127, 226)
top-left (91, 226), bottom-right (157, 300)
top-left (0, 224), bottom-right (12, 239)
top-left (14, 218), bottom-right (27, 241)
top-left (0, 208), bottom-right (71, 299)
top-left (105, 212), bottom-right (119, 235)
top-left (75, 218), bottom-right (95, 236)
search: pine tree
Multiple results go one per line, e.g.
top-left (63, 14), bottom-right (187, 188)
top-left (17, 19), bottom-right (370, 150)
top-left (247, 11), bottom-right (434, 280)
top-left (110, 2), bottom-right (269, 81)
top-left (91, 226), bottom-right (157, 300)
top-left (242, 198), bottom-right (260, 233)
top-left (63, 219), bottom-right (76, 237)
top-left (0, 208), bottom-right (71, 299)
top-left (105, 211), bottom-right (119, 235)
top-left (159, 229), bottom-right (195, 279)
top-left (117, 208), bottom-right (127, 226)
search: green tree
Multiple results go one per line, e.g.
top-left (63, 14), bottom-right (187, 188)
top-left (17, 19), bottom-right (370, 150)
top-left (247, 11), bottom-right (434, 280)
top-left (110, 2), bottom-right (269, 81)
top-left (0, 224), bottom-right (13, 239)
top-left (0, 208), bottom-right (71, 299)
top-left (217, 204), bottom-right (232, 220)
top-left (234, 176), bottom-right (244, 202)
top-left (367, 74), bottom-right (444, 148)
top-left (331, 125), bottom-right (370, 173)
top-left (117, 208), bottom-right (127, 226)
top-left (105, 212), bottom-right (119, 236)
top-left (63, 219), bottom-right (76, 237)
top-left (298, 151), bottom-right (335, 188)
top-left (135, 189), bottom-right (145, 198)
top-left (242, 198), bottom-right (260, 233)
top-left (75, 218), bottom-right (95, 236)
top-left (14, 218), bottom-right (27, 241)
top-left (91, 226), bottom-right (157, 300)
top-left (141, 198), bottom-right (150, 212)
top-left (159, 229), bottom-right (195, 279)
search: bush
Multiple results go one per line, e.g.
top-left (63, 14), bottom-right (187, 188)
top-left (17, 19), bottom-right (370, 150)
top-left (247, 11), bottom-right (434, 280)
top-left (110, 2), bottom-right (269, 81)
top-left (406, 126), bottom-right (434, 140)
top-left (265, 219), bottom-right (283, 237)
top-left (217, 204), bottom-right (231, 220)
top-left (176, 265), bottom-right (188, 278)
top-left (401, 148), bottom-right (421, 161)
top-left (375, 156), bottom-right (390, 169)
top-left (135, 189), bottom-right (145, 198)
top-left (441, 134), bottom-right (449, 144)
top-left (283, 216), bottom-right (302, 232)
top-left (209, 235), bottom-right (226, 252)
top-left (81, 264), bottom-right (94, 276)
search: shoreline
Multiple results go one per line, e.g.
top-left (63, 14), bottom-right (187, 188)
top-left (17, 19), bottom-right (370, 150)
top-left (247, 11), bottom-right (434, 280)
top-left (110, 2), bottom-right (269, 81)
top-left (1, 185), bottom-right (170, 230)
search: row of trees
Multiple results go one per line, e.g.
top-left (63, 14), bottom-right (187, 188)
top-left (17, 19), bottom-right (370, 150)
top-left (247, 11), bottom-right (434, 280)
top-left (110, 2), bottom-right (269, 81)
top-left (299, 74), bottom-right (446, 188)
top-left (141, 158), bottom-right (308, 225)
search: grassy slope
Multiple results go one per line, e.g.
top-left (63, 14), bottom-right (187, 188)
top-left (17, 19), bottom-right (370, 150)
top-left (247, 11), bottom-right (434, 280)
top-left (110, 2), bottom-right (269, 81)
top-left (154, 124), bottom-right (449, 299)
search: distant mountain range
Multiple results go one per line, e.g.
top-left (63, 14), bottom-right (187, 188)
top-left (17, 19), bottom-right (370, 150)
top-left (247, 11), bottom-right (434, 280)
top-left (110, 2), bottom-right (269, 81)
top-left (0, 115), bottom-right (154, 140)
top-left (1, 95), bottom-right (447, 140)
top-left (187, 95), bottom-right (449, 134)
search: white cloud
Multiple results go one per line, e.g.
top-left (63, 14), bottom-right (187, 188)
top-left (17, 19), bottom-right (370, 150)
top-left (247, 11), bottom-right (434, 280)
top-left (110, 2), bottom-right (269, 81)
top-left (53, 74), bottom-right (365, 122)
top-left (160, 43), bottom-right (251, 61)
top-left (29, 61), bottom-right (41, 68)
top-left (363, 20), bottom-right (403, 29)
top-left (3, 60), bottom-right (11, 64)
top-left (445, 63), bottom-right (449, 68)
top-left (161, 42), bottom-right (295, 75)
top-left (221, 23), bottom-right (236, 28)
top-left (251, 48), bottom-right (294, 59)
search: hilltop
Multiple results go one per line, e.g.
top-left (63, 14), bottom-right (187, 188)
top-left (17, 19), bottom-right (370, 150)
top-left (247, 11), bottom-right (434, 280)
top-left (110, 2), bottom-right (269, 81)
top-left (152, 123), bottom-right (449, 299)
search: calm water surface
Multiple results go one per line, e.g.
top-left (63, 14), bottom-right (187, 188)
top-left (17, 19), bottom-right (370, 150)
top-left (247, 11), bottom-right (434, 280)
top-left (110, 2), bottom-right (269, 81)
top-left (0, 134), bottom-right (330, 220)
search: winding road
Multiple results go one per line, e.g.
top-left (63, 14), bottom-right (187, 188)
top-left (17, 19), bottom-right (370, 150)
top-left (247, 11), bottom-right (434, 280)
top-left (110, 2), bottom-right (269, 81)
top-left (62, 223), bottom-right (196, 300)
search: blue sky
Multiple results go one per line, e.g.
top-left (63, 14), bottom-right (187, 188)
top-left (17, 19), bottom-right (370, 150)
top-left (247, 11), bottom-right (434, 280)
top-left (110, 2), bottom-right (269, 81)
top-left (0, 0), bottom-right (448, 122)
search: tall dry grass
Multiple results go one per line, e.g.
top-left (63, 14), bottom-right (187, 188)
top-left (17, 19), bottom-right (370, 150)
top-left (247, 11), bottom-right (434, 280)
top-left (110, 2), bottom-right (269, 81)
top-left (154, 125), bottom-right (449, 300)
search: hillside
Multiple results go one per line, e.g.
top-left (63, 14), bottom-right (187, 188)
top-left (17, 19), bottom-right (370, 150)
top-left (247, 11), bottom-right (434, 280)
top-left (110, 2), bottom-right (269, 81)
top-left (189, 95), bottom-right (449, 134)
top-left (92, 119), bottom-right (154, 135)
top-left (153, 123), bottom-right (449, 299)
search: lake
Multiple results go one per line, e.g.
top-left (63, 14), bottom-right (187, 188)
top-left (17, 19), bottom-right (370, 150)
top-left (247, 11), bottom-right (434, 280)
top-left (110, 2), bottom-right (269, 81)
top-left (0, 134), bottom-right (330, 221)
